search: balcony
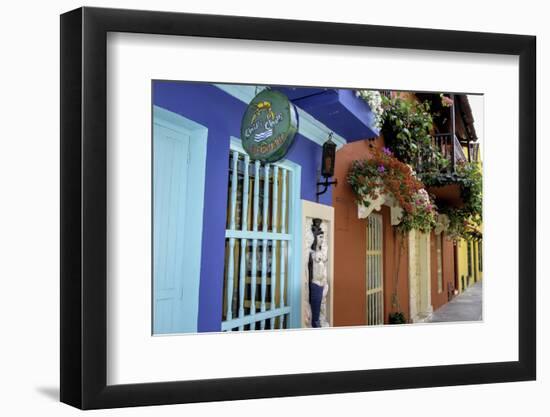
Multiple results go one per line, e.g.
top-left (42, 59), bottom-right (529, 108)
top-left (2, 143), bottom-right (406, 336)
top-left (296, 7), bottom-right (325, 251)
top-left (416, 133), bottom-right (475, 208)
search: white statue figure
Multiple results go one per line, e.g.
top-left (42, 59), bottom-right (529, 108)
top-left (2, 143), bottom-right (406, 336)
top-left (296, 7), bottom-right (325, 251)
top-left (306, 218), bottom-right (330, 328)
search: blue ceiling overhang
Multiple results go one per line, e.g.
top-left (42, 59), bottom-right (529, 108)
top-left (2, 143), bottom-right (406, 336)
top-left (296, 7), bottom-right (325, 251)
top-left (273, 87), bottom-right (380, 141)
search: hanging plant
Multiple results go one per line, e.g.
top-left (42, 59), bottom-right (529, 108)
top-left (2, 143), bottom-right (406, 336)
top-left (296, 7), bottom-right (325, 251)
top-left (347, 147), bottom-right (437, 233)
top-left (379, 94), bottom-right (449, 174)
top-left (422, 160), bottom-right (482, 240)
top-left (356, 89), bottom-right (384, 130)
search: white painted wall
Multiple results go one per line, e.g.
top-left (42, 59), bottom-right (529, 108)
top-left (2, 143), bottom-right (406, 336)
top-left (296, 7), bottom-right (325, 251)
top-left (0, 0), bottom-right (545, 415)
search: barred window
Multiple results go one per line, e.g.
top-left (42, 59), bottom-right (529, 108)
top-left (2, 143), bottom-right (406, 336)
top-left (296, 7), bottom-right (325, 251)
top-left (366, 213), bottom-right (384, 325)
top-left (222, 146), bottom-right (293, 331)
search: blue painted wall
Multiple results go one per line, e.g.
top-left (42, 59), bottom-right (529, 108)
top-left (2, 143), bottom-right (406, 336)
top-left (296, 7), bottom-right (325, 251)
top-left (275, 87), bottom-right (380, 140)
top-left (153, 81), bottom-right (331, 331)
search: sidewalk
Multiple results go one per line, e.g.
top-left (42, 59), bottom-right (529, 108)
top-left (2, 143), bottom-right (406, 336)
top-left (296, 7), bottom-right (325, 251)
top-left (427, 281), bottom-right (483, 323)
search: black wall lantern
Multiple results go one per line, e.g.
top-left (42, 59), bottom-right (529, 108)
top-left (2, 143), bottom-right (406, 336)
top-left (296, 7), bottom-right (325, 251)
top-left (317, 133), bottom-right (338, 199)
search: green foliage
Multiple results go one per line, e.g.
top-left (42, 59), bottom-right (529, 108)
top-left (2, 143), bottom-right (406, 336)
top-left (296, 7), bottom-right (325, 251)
top-left (381, 95), bottom-right (443, 171)
top-left (388, 311), bottom-right (406, 324)
top-left (422, 161), bottom-right (483, 240)
top-left (354, 93), bottom-right (482, 241)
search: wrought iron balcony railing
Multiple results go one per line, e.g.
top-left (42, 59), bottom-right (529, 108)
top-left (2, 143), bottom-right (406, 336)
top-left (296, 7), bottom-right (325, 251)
top-left (415, 133), bottom-right (467, 175)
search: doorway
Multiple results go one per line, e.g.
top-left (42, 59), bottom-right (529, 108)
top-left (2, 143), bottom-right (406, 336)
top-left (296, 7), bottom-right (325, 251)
top-left (409, 230), bottom-right (433, 322)
top-left (152, 106), bottom-right (208, 334)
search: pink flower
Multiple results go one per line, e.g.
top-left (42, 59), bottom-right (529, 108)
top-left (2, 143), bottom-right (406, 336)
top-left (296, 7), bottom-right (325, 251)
top-left (377, 165), bottom-right (386, 173)
top-left (441, 95), bottom-right (454, 107)
top-left (382, 147), bottom-right (392, 155)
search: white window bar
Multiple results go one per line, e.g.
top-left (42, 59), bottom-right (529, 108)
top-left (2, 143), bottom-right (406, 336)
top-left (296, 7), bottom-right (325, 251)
top-left (249, 160), bottom-right (261, 329)
top-left (260, 164), bottom-right (270, 330)
top-left (237, 154), bottom-right (249, 330)
top-left (270, 165), bottom-right (279, 330)
top-left (225, 151), bottom-right (239, 325)
top-left (279, 168), bottom-right (287, 329)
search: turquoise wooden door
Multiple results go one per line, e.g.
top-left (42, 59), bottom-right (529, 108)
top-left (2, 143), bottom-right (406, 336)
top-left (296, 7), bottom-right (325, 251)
top-left (153, 122), bottom-right (195, 334)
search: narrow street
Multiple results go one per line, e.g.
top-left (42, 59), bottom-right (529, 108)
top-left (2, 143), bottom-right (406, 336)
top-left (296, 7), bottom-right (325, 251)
top-left (428, 281), bottom-right (483, 323)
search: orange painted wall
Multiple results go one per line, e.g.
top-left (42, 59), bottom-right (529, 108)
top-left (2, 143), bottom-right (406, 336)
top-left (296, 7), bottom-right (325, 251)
top-left (332, 140), bottom-right (373, 326)
top-left (332, 138), bottom-right (410, 326)
top-left (430, 232), bottom-right (457, 311)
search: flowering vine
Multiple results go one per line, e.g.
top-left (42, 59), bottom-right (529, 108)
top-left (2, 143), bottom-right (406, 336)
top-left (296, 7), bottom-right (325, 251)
top-left (356, 89), bottom-right (384, 130)
top-left (347, 147), bottom-right (437, 233)
top-left (440, 93), bottom-right (454, 107)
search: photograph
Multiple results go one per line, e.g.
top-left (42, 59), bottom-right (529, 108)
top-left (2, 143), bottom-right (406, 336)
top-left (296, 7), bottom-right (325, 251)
top-left (152, 81), bottom-right (484, 334)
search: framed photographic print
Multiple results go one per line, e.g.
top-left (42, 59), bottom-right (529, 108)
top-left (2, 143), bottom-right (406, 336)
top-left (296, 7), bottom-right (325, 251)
top-left (60, 6), bottom-right (536, 409)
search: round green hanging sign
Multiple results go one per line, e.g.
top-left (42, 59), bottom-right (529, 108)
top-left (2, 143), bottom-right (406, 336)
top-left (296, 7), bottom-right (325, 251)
top-left (240, 90), bottom-right (298, 163)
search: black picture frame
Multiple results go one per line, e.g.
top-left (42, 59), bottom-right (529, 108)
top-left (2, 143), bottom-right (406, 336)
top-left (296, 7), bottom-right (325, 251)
top-left (60, 6), bottom-right (536, 410)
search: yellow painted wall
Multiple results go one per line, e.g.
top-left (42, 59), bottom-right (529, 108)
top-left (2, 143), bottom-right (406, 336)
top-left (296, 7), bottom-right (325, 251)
top-left (456, 143), bottom-right (483, 293)
top-left (456, 237), bottom-right (483, 293)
